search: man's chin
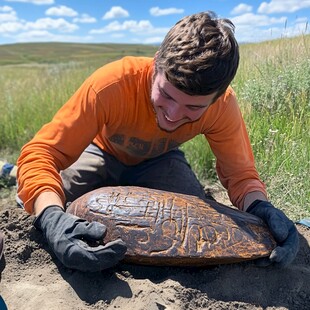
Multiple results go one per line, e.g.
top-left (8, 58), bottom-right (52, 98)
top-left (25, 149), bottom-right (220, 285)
top-left (157, 124), bottom-right (177, 132)
top-left (156, 119), bottom-right (187, 132)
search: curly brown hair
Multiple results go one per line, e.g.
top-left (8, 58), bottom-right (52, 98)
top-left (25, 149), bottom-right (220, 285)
top-left (155, 11), bottom-right (239, 100)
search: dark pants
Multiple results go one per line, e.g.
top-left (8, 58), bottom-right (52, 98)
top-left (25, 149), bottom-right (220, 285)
top-left (61, 143), bottom-right (213, 204)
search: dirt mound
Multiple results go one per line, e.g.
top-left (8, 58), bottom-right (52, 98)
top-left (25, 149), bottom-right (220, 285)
top-left (0, 187), bottom-right (309, 310)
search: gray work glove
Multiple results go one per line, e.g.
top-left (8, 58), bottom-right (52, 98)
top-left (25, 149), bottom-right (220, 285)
top-left (247, 200), bottom-right (299, 267)
top-left (34, 205), bottom-right (127, 272)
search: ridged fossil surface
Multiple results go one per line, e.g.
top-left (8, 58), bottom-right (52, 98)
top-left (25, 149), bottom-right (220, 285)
top-left (67, 186), bottom-right (276, 266)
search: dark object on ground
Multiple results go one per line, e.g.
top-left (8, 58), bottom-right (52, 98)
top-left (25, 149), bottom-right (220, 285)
top-left (0, 295), bottom-right (8, 310)
top-left (67, 186), bottom-right (276, 266)
top-left (0, 161), bottom-right (17, 187)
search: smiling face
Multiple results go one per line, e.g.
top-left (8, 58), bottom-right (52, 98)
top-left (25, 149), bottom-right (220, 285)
top-left (151, 71), bottom-right (217, 132)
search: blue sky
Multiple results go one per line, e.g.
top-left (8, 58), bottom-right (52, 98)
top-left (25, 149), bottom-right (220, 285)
top-left (0, 0), bottom-right (309, 45)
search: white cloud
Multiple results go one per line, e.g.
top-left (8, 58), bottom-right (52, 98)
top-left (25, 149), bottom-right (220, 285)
top-left (231, 13), bottom-right (286, 27)
top-left (90, 21), bottom-right (122, 34)
top-left (0, 5), bottom-right (14, 12)
top-left (295, 17), bottom-right (309, 23)
top-left (90, 20), bottom-right (153, 34)
top-left (0, 21), bottom-right (24, 33)
top-left (0, 6), bottom-right (18, 22)
top-left (143, 36), bottom-right (163, 44)
top-left (10, 30), bottom-right (92, 43)
top-left (123, 20), bottom-right (153, 32)
top-left (102, 6), bottom-right (129, 20)
top-left (73, 14), bottom-right (96, 24)
top-left (90, 20), bottom-right (169, 36)
top-left (292, 19), bottom-right (310, 34)
top-left (258, 0), bottom-right (310, 14)
top-left (110, 33), bottom-right (125, 38)
top-left (150, 7), bottom-right (184, 16)
top-left (25, 17), bottom-right (79, 33)
top-left (45, 5), bottom-right (78, 17)
top-left (234, 25), bottom-right (274, 42)
top-left (231, 4), bottom-right (252, 15)
top-left (15, 30), bottom-right (54, 39)
top-left (4, 0), bottom-right (54, 5)
top-left (234, 14), bottom-right (310, 43)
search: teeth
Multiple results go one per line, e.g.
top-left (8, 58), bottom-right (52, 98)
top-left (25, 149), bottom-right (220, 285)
top-left (164, 114), bottom-right (176, 122)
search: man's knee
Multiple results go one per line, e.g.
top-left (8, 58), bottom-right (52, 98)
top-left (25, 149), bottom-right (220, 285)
top-left (60, 152), bottom-right (105, 203)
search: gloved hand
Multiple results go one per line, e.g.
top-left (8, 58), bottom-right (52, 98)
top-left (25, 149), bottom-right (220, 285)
top-left (33, 205), bottom-right (127, 272)
top-left (247, 200), bottom-right (299, 267)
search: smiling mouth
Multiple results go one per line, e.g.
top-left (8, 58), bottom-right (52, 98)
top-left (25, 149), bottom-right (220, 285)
top-left (156, 111), bottom-right (190, 132)
top-left (163, 112), bottom-right (183, 123)
top-left (164, 114), bottom-right (177, 122)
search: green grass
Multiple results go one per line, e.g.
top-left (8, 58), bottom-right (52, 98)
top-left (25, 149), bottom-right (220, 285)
top-left (183, 35), bottom-right (310, 220)
top-left (0, 38), bottom-right (309, 220)
top-left (0, 42), bottom-right (158, 66)
top-left (0, 43), bottom-right (158, 153)
top-left (0, 62), bottom-right (89, 151)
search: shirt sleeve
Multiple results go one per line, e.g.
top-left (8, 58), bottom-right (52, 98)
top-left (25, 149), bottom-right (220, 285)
top-left (17, 79), bottom-right (103, 214)
top-left (204, 89), bottom-right (267, 209)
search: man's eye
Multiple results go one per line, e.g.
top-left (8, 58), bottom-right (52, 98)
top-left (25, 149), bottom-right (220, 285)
top-left (160, 90), bottom-right (171, 99)
top-left (187, 106), bottom-right (203, 111)
top-left (162, 93), bottom-right (170, 99)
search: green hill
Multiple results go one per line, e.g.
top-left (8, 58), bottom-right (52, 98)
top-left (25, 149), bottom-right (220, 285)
top-left (0, 42), bottom-right (158, 66)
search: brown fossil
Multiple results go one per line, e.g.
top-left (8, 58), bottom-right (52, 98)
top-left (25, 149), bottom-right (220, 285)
top-left (66, 186), bottom-right (276, 266)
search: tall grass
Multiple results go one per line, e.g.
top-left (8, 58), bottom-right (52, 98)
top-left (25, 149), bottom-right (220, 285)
top-left (0, 38), bottom-right (309, 219)
top-left (238, 63), bottom-right (309, 219)
top-left (0, 62), bottom-right (96, 157)
top-left (183, 35), bottom-right (310, 219)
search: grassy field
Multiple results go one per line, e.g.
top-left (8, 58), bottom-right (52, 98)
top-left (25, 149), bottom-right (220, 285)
top-left (0, 38), bottom-right (309, 220)
top-left (0, 42), bottom-right (158, 66)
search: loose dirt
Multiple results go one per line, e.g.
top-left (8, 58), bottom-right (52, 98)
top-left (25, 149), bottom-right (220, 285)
top-left (0, 185), bottom-right (309, 310)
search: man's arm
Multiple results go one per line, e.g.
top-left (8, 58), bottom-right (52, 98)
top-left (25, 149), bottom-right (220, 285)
top-left (204, 88), bottom-right (267, 210)
top-left (34, 191), bottom-right (63, 216)
top-left (17, 78), bottom-right (101, 214)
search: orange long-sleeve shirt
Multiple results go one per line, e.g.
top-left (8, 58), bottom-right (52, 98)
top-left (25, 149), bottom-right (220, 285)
top-left (17, 56), bottom-right (266, 213)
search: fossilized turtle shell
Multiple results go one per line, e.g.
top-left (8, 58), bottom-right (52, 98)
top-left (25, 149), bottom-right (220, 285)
top-left (66, 186), bottom-right (276, 266)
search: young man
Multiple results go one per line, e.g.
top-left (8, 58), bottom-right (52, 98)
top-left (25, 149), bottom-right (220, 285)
top-left (17, 12), bottom-right (299, 272)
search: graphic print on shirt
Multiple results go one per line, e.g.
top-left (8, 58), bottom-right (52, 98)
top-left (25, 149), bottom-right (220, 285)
top-left (109, 134), bottom-right (180, 158)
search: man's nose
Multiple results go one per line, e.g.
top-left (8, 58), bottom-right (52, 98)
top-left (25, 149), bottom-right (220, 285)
top-left (166, 103), bottom-right (187, 121)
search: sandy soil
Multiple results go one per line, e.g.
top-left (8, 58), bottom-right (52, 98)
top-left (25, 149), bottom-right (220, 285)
top-left (0, 185), bottom-right (309, 310)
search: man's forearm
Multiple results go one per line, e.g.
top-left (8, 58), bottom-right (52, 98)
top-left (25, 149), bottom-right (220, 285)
top-left (34, 191), bottom-right (64, 216)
